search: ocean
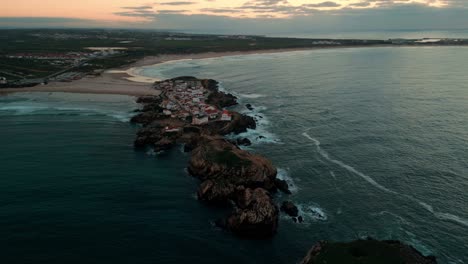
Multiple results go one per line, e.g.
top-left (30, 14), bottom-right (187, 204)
top-left (1, 47), bottom-right (467, 264)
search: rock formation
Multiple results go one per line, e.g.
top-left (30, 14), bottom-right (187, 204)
top-left (300, 239), bottom-right (438, 264)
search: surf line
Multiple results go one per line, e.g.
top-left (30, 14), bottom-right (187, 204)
top-left (301, 132), bottom-right (468, 228)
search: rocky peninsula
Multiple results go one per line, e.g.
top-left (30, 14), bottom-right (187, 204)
top-left (130, 76), bottom-right (439, 262)
top-left (131, 76), bottom-right (291, 238)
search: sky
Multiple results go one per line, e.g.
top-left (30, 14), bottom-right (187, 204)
top-left (1, 0), bottom-right (468, 34)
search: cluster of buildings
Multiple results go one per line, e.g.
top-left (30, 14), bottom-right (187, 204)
top-left (155, 79), bottom-right (233, 129)
top-left (5, 52), bottom-right (90, 61)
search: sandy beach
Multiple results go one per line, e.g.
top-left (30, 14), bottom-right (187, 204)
top-left (0, 46), bottom-right (373, 97)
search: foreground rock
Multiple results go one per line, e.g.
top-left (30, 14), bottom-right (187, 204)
top-left (301, 239), bottom-right (437, 264)
top-left (224, 187), bottom-right (278, 239)
top-left (281, 201), bottom-right (299, 217)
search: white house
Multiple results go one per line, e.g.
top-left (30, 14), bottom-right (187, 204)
top-left (221, 110), bottom-right (232, 121)
top-left (164, 126), bottom-right (181, 133)
top-left (192, 116), bottom-right (209, 125)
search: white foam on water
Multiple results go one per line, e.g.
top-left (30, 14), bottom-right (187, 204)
top-left (302, 132), bottom-right (396, 194)
top-left (297, 203), bottom-right (328, 222)
top-left (226, 105), bottom-right (281, 145)
top-left (277, 168), bottom-right (298, 193)
top-left (302, 131), bottom-right (468, 228)
top-left (238, 93), bottom-right (267, 99)
top-left (330, 171), bottom-right (337, 179)
top-left (0, 104), bottom-right (135, 122)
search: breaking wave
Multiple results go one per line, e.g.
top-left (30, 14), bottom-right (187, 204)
top-left (297, 203), bottom-right (328, 222)
top-left (0, 103), bottom-right (135, 122)
top-left (277, 168), bottom-right (298, 193)
top-left (302, 132), bottom-right (468, 228)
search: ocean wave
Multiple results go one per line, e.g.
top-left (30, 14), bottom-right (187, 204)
top-left (238, 93), bottom-right (267, 99)
top-left (277, 168), bottom-right (298, 193)
top-left (297, 203), bottom-right (328, 222)
top-left (302, 131), bottom-right (468, 228)
top-left (302, 132), bottom-right (396, 194)
top-left (226, 104), bottom-right (281, 145)
top-left (0, 104), bottom-right (135, 122)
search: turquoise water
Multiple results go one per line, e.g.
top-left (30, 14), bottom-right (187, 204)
top-left (1, 47), bottom-right (468, 263)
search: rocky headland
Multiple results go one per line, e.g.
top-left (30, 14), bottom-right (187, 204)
top-left (131, 76), bottom-right (290, 238)
top-left (130, 76), bottom-right (439, 261)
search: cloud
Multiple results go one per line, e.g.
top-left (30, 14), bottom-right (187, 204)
top-left (304, 1), bottom-right (341, 8)
top-left (0, 17), bottom-right (103, 28)
top-left (159, 1), bottom-right (196, 5)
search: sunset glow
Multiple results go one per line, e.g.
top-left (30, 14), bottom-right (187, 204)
top-left (2, 0), bottom-right (452, 21)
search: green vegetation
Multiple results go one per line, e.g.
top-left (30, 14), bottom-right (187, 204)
top-left (207, 147), bottom-right (252, 168)
top-left (2, 28), bottom-right (466, 86)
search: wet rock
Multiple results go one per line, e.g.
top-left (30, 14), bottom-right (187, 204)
top-left (236, 138), bottom-right (252, 146)
top-left (136, 95), bottom-right (161, 104)
top-left (226, 188), bottom-right (279, 238)
top-left (131, 112), bottom-right (164, 125)
top-left (154, 137), bottom-right (175, 152)
top-left (275, 178), bottom-right (291, 194)
top-left (281, 201), bottom-right (299, 217)
top-left (246, 104), bottom-right (254, 111)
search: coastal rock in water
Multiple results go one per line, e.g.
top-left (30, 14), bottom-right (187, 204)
top-left (226, 188), bottom-right (279, 238)
top-left (154, 137), bottom-right (175, 152)
top-left (134, 127), bottom-right (163, 148)
top-left (131, 112), bottom-right (164, 126)
top-left (300, 239), bottom-right (438, 264)
top-left (188, 137), bottom-right (277, 191)
top-left (136, 95), bottom-right (161, 104)
top-left (203, 79), bottom-right (238, 108)
top-left (246, 104), bottom-right (254, 111)
top-left (274, 178), bottom-right (291, 194)
top-left (236, 138), bottom-right (252, 146)
top-left (280, 201), bottom-right (299, 217)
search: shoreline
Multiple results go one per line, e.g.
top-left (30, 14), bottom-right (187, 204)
top-left (0, 45), bottom-right (408, 97)
top-left (1, 44), bottom-right (467, 97)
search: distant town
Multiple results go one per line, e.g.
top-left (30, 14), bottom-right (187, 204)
top-left (1, 29), bottom-right (468, 89)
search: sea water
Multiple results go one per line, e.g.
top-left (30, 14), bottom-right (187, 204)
top-left (1, 47), bottom-right (468, 263)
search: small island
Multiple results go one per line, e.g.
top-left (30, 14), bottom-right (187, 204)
top-left (131, 76), bottom-right (291, 238)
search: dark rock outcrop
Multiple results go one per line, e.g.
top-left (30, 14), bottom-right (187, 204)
top-left (300, 239), bottom-right (438, 264)
top-left (246, 104), bottom-right (254, 111)
top-left (225, 187), bottom-right (279, 238)
top-left (275, 178), bottom-right (291, 194)
top-left (281, 201), bottom-right (299, 217)
top-left (202, 112), bottom-right (256, 135)
top-left (236, 138), bottom-right (252, 146)
top-left (203, 79), bottom-right (238, 108)
top-left (188, 137), bottom-right (277, 191)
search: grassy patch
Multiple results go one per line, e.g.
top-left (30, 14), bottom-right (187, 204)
top-left (207, 148), bottom-right (252, 168)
